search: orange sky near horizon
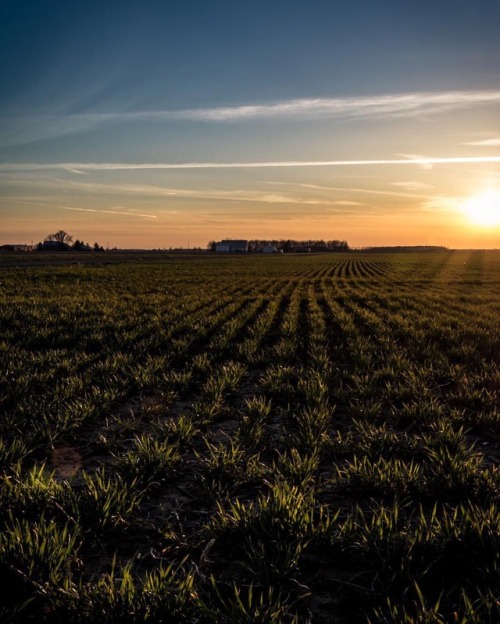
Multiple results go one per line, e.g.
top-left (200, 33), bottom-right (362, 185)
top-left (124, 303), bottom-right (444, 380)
top-left (2, 158), bottom-right (499, 249)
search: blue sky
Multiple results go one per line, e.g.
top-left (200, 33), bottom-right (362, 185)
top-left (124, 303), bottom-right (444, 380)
top-left (1, 0), bottom-right (500, 248)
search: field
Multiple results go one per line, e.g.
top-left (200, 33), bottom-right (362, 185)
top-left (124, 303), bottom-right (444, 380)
top-left (0, 251), bottom-right (499, 623)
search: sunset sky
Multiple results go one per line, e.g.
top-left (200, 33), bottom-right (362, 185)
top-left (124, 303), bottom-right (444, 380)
top-left (1, 0), bottom-right (500, 249)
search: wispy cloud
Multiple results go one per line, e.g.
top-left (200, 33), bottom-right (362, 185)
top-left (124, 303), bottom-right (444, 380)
top-left (60, 206), bottom-right (158, 219)
top-left (1, 177), bottom-right (335, 206)
top-left (331, 199), bottom-right (384, 213)
top-left (64, 167), bottom-right (89, 175)
top-left (158, 90), bottom-right (500, 122)
top-left (55, 179), bottom-right (335, 206)
top-left (2, 90), bottom-right (500, 146)
top-left (391, 181), bottom-right (435, 191)
top-left (462, 138), bottom-right (500, 146)
top-left (270, 182), bottom-right (435, 200)
top-left (333, 200), bottom-right (364, 206)
top-left (1, 155), bottom-right (500, 173)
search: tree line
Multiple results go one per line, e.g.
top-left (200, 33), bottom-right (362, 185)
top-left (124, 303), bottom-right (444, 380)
top-left (36, 230), bottom-right (104, 252)
top-left (208, 239), bottom-right (349, 252)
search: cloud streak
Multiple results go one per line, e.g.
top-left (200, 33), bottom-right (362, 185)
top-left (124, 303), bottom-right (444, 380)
top-left (1, 155), bottom-right (500, 173)
top-left (156, 90), bottom-right (500, 122)
top-left (462, 138), bottom-right (500, 146)
top-left (391, 181), bottom-right (435, 191)
top-left (60, 206), bottom-right (158, 219)
top-left (1, 177), bottom-right (337, 207)
top-left (271, 182), bottom-right (436, 201)
top-left (48, 178), bottom-right (337, 206)
top-left (2, 90), bottom-right (500, 146)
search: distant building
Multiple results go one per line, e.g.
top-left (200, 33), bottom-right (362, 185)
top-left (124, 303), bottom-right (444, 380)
top-left (260, 244), bottom-right (279, 254)
top-left (214, 240), bottom-right (248, 253)
top-left (215, 243), bottom-right (231, 253)
top-left (0, 244), bottom-right (33, 252)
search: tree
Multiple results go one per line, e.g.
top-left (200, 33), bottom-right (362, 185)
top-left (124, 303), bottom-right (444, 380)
top-left (46, 230), bottom-right (73, 245)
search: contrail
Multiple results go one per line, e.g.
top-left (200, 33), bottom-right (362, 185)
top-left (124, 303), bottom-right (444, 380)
top-left (1, 156), bottom-right (500, 172)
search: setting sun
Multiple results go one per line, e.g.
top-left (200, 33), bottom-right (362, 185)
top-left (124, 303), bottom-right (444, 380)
top-left (462, 191), bottom-right (500, 227)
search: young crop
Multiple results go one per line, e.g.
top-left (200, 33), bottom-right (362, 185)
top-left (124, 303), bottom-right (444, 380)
top-left (113, 434), bottom-right (181, 487)
top-left (196, 438), bottom-right (263, 499)
top-left (0, 464), bottom-right (76, 524)
top-left (155, 414), bottom-right (199, 446)
top-left (77, 469), bottom-right (143, 534)
top-left (298, 369), bottom-right (330, 410)
top-left (235, 396), bottom-right (272, 450)
top-left (73, 556), bottom-right (199, 623)
top-left (332, 456), bottom-right (424, 500)
top-left (0, 437), bottom-right (31, 470)
top-left (1, 251), bottom-right (499, 623)
top-left (0, 514), bottom-right (81, 599)
top-left (289, 404), bottom-right (332, 451)
top-left (212, 481), bottom-right (327, 546)
top-left (272, 447), bottom-right (320, 488)
top-left (260, 364), bottom-right (298, 405)
top-left (209, 581), bottom-right (299, 624)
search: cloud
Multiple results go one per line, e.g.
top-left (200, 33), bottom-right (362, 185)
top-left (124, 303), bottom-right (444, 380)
top-left (64, 167), bottom-right (88, 175)
top-left (1, 155), bottom-right (500, 173)
top-left (280, 182), bottom-right (435, 200)
top-left (331, 199), bottom-right (385, 213)
top-left (398, 154), bottom-right (434, 170)
top-left (333, 200), bottom-right (364, 206)
top-left (462, 138), bottom-right (500, 146)
top-left (2, 90), bottom-right (500, 146)
top-left (391, 181), bottom-right (435, 191)
top-left (60, 206), bottom-right (158, 219)
top-left (2, 176), bottom-right (336, 206)
top-left (161, 90), bottom-right (500, 122)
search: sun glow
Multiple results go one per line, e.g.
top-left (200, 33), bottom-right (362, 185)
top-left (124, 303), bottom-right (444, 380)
top-left (462, 191), bottom-right (500, 227)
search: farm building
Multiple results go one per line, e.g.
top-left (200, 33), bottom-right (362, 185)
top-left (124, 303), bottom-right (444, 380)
top-left (214, 240), bottom-right (248, 253)
top-left (0, 244), bottom-right (33, 252)
top-left (260, 244), bottom-right (280, 254)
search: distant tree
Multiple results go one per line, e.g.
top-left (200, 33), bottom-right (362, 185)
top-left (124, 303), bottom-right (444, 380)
top-left (46, 230), bottom-right (73, 245)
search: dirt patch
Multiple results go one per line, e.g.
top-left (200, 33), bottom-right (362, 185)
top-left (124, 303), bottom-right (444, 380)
top-left (50, 445), bottom-right (83, 479)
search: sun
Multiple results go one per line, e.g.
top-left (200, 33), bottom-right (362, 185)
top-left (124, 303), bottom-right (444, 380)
top-left (462, 191), bottom-right (500, 227)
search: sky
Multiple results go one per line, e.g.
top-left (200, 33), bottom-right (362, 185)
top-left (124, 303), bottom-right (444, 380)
top-left (1, 0), bottom-right (500, 249)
